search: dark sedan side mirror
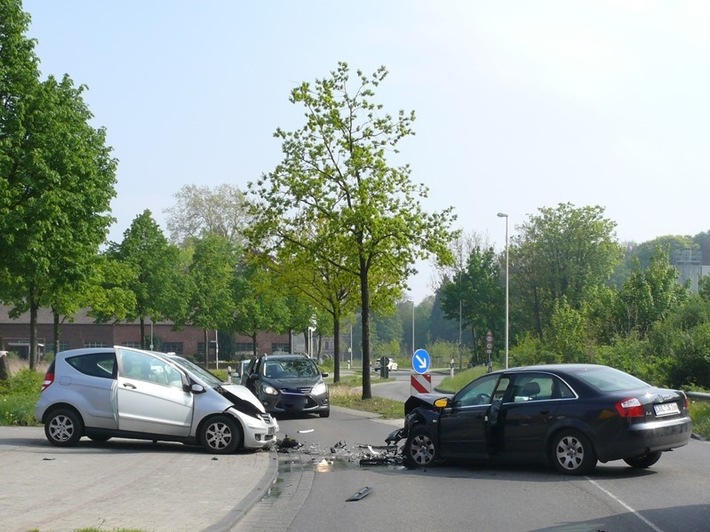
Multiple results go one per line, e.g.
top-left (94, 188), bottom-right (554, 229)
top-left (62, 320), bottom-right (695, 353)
top-left (434, 397), bottom-right (451, 409)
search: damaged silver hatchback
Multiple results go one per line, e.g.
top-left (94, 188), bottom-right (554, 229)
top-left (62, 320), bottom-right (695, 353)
top-left (35, 346), bottom-right (279, 453)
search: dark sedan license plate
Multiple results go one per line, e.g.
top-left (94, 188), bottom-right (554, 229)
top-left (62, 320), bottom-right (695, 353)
top-left (654, 403), bottom-right (680, 417)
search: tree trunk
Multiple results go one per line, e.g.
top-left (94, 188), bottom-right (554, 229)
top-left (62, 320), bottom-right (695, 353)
top-left (0, 353), bottom-right (10, 381)
top-left (360, 259), bottom-right (371, 399)
top-left (203, 329), bottom-right (209, 367)
top-left (139, 316), bottom-right (146, 349)
top-left (332, 313), bottom-right (340, 384)
top-left (53, 311), bottom-right (61, 355)
top-left (29, 299), bottom-right (38, 370)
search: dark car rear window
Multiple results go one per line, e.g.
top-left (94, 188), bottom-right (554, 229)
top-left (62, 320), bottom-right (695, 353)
top-left (572, 366), bottom-right (649, 393)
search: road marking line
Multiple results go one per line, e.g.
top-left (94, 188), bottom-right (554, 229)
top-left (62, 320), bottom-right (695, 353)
top-left (586, 477), bottom-right (664, 532)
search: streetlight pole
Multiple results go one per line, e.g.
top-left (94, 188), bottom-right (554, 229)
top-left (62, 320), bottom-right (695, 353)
top-left (497, 212), bottom-right (509, 369)
top-left (412, 299), bottom-right (415, 356)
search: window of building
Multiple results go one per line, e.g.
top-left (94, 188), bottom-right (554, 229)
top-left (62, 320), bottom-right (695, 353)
top-left (85, 342), bottom-right (110, 348)
top-left (162, 342), bottom-right (184, 355)
top-left (272, 343), bottom-right (290, 353)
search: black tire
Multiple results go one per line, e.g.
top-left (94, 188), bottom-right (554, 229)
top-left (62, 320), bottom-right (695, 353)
top-left (624, 451), bottom-right (662, 469)
top-left (44, 408), bottom-right (83, 447)
top-left (200, 415), bottom-right (242, 454)
top-left (550, 429), bottom-right (597, 475)
top-left (319, 408), bottom-right (330, 418)
top-left (404, 425), bottom-right (438, 467)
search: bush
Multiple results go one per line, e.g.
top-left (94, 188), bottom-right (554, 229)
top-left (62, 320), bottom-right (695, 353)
top-left (0, 369), bottom-right (43, 426)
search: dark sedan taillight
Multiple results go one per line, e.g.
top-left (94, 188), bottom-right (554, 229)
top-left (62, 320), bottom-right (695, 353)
top-left (615, 397), bottom-right (645, 418)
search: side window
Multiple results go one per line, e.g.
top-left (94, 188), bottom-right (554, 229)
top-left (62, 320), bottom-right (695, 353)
top-left (119, 351), bottom-right (182, 388)
top-left (556, 378), bottom-right (576, 399)
top-left (67, 352), bottom-right (116, 379)
top-left (510, 373), bottom-right (572, 401)
top-left (455, 374), bottom-right (500, 407)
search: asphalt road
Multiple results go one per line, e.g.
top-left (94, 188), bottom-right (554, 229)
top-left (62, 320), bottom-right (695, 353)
top-left (244, 409), bottom-right (710, 532)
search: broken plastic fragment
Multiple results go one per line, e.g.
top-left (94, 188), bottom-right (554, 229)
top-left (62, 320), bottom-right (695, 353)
top-left (346, 486), bottom-right (372, 501)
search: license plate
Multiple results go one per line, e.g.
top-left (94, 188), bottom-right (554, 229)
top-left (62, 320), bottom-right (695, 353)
top-left (268, 426), bottom-right (276, 435)
top-left (654, 403), bottom-right (680, 417)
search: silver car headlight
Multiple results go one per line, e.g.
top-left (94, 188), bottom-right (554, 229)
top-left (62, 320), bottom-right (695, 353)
top-left (312, 382), bottom-right (327, 396)
top-left (263, 384), bottom-right (279, 396)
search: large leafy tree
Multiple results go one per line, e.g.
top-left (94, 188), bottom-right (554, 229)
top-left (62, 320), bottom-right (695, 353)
top-left (111, 210), bottom-right (179, 348)
top-left (616, 246), bottom-right (689, 338)
top-left (0, 3), bottom-right (117, 367)
top-left (440, 245), bottom-right (504, 365)
top-left (510, 203), bottom-right (622, 339)
top-left (247, 62), bottom-right (457, 399)
top-left (185, 234), bottom-right (239, 365)
top-left (164, 183), bottom-right (250, 246)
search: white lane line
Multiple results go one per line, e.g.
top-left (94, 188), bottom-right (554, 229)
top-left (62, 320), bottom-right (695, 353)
top-left (586, 477), bottom-right (664, 532)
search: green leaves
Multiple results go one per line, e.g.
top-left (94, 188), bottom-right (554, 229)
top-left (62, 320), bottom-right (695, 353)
top-left (247, 62), bottom-right (457, 394)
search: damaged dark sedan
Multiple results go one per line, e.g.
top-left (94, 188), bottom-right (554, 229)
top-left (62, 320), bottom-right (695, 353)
top-left (387, 364), bottom-right (692, 475)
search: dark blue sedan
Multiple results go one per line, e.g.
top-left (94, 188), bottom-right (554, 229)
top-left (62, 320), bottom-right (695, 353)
top-left (387, 364), bottom-right (692, 475)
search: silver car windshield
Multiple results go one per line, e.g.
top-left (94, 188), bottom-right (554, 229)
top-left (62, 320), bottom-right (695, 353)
top-left (168, 356), bottom-right (222, 386)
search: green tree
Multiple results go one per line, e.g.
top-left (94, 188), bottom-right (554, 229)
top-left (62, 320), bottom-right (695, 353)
top-left (185, 234), bottom-right (239, 365)
top-left (440, 245), bottom-right (504, 366)
top-left (112, 210), bottom-right (179, 348)
top-left (247, 62), bottom-right (457, 399)
top-left (510, 203), bottom-right (622, 339)
top-left (232, 261), bottom-right (290, 358)
top-left (165, 183), bottom-right (250, 246)
top-left (0, 8), bottom-right (117, 368)
top-left (616, 246), bottom-right (689, 338)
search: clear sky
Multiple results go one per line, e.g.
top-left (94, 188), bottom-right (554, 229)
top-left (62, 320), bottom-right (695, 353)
top-left (22, 0), bottom-right (710, 303)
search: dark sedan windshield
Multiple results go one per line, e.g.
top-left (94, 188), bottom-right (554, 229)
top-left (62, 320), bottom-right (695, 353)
top-left (263, 358), bottom-right (318, 379)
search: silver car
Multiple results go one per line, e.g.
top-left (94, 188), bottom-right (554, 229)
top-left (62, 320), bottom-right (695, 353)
top-left (35, 346), bottom-right (278, 453)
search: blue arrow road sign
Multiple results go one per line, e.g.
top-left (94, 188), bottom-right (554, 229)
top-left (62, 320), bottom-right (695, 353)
top-left (412, 348), bottom-right (431, 374)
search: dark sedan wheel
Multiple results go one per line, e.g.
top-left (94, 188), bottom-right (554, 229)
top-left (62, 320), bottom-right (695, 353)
top-left (319, 408), bottom-right (330, 418)
top-left (404, 426), bottom-right (437, 467)
top-left (200, 415), bottom-right (242, 454)
top-left (45, 408), bottom-right (83, 447)
top-left (624, 451), bottom-right (662, 469)
top-left (550, 429), bottom-right (597, 475)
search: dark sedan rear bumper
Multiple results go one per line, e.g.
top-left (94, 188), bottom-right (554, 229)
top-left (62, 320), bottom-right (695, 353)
top-left (595, 416), bottom-right (692, 462)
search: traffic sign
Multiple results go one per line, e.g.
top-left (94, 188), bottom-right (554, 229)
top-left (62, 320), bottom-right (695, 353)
top-left (412, 348), bottom-right (431, 374)
top-left (410, 373), bottom-right (432, 394)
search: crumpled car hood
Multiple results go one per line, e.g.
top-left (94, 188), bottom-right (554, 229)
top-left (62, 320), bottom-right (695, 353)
top-left (220, 383), bottom-right (266, 412)
top-left (404, 392), bottom-right (453, 414)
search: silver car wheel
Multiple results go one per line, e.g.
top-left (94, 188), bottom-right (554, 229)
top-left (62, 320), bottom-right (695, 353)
top-left (555, 434), bottom-right (584, 471)
top-left (45, 408), bottom-right (83, 447)
top-left (49, 415), bottom-right (74, 442)
top-left (201, 415), bottom-right (241, 454)
top-left (551, 429), bottom-right (596, 475)
top-left (406, 427), bottom-right (437, 466)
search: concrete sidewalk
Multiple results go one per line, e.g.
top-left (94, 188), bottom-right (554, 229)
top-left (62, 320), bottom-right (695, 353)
top-left (0, 426), bottom-right (277, 532)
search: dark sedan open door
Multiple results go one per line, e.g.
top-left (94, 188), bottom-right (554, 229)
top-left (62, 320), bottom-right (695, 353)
top-left (438, 374), bottom-right (511, 459)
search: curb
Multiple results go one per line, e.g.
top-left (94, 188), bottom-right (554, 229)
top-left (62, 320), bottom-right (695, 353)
top-left (202, 448), bottom-right (280, 532)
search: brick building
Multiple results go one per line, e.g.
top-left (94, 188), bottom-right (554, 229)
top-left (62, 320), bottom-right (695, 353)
top-left (0, 305), bottom-right (291, 362)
